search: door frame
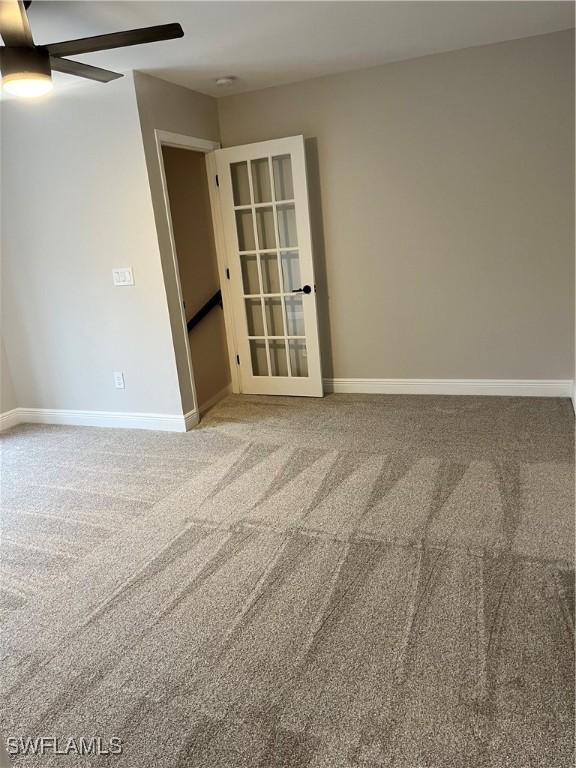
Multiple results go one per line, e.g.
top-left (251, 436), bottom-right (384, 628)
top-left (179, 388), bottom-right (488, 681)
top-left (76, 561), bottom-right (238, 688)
top-left (154, 130), bottom-right (240, 419)
top-left (205, 150), bottom-right (241, 393)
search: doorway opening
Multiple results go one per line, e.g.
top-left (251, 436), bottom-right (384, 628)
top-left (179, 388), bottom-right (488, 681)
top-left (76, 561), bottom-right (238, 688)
top-left (161, 143), bottom-right (231, 416)
top-left (157, 132), bottom-right (323, 416)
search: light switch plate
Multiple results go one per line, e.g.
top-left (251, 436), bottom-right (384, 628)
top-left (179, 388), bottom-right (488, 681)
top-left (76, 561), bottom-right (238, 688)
top-left (112, 268), bottom-right (134, 286)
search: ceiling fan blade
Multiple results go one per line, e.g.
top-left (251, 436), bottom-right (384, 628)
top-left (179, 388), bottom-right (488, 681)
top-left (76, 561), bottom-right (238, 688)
top-left (46, 22), bottom-right (183, 58)
top-left (50, 56), bottom-right (123, 83)
top-left (0, 0), bottom-right (33, 47)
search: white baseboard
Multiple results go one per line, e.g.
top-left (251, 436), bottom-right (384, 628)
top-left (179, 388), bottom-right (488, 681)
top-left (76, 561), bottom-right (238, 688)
top-left (2, 380), bottom-right (572, 434)
top-left (199, 384), bottom-right (232, 416)
top-left (324, 378), bottom-right (574, 398)
top-left (0, 408), bottom-right (20, 432)
top-left (184, 409), bottom-right (200, 430)
top-left (0, 407), bottom-right (196, 433)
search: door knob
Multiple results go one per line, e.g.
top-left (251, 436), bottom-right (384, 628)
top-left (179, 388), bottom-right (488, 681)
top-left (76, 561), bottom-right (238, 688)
top-left (292, 285), bottom-right (312, 294)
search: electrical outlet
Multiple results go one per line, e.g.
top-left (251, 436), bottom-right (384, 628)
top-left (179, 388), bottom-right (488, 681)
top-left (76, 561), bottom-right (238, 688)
top-left (113, 371), bottom-right (125, 389)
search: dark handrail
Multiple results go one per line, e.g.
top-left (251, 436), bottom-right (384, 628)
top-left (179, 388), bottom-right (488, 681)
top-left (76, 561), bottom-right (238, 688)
top-left (187, 289), bottom-right (223, 332)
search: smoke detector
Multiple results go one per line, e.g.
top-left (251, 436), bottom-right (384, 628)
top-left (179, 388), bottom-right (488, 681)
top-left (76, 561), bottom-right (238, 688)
top-left (215, 76), bottom-right (237, 88)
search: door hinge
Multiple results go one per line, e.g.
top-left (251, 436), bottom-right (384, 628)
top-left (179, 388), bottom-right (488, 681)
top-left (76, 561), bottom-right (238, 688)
top-left (215, 174), bottom-right (219, 187)
top-left (236, 354), bottom-right (240, 365)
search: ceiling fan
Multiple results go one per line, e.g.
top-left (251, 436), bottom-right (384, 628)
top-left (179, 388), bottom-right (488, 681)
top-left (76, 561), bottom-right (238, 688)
top-left (0, 0), bottom-right (183, 98)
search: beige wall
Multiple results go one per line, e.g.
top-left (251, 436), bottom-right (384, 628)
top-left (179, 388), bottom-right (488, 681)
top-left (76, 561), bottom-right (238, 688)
top-left (218, 30), bottom-right (575, 380)
top-left (0, 336), bottom-right (17, 413)
top-left (1, 75), bottom-right (182, 414)
top-left (162, 147), bottom-right (230, 410)
top-left (1, 31), bottom-right (572, 425)
top-left (134, 73), bottom-right (220, 414)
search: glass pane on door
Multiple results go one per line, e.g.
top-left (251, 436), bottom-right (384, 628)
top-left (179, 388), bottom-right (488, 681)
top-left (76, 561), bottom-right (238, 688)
top-left (277, 204), bottom-right (297, 248)
top-left (236, 210), bottom-right (255, 252)
top-left (272, 155), bottom-right (294, 200)
top-left (260, 253), bottom-right (281, 293)
top-left (241, 254), bottom-right (260, 294)
top-left (245, 298), bottom-right (265, 336)
top-left (231, 151), bottom-right (310, 380)
top-left (250, 340), bottom-right (268, 376)
top-left (251, 158), bottom-right (272, 203)
top-left (280, 251), bottom-right (301, 292)
top-left (255, 208), bottom-right (276, 250)
top-left (269, 340), bottom-right (289, 376)
top-left (285, 295), bottom-right (304, 336)
top-left (264, 298), bottom-right (284, 336)
top-left (288, 340), bottom-right (308, 377)
top-left (231, 162), bottom-right (251, 206)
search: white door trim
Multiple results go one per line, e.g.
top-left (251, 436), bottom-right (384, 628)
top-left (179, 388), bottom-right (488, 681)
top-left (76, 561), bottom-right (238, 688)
top-left (205, 151), bottom-right (241, 393)
top-left (154, 130), bottom-right (226, 418)
top-left (155, 131), bottom-right (219, 154)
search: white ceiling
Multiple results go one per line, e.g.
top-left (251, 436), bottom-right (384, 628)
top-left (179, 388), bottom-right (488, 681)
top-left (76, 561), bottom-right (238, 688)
top-left (22, 1), bottom-right (576, 97)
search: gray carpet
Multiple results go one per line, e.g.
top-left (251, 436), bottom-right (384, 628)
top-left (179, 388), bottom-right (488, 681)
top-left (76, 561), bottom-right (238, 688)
top-left (0, 394), bottom-right (574, 767)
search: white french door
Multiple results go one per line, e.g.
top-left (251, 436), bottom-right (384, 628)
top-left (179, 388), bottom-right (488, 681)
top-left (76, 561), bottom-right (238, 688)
top-left (212, 136), bottom-right (323, 397)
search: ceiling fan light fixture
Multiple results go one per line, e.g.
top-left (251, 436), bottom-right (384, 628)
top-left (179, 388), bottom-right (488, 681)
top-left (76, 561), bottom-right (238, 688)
top-left (1, 46), bottom-right (52, 98)
top-left (3, 71), bottom-right (52, 97)
top-left (0, 1), bottom-right (184, 93)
